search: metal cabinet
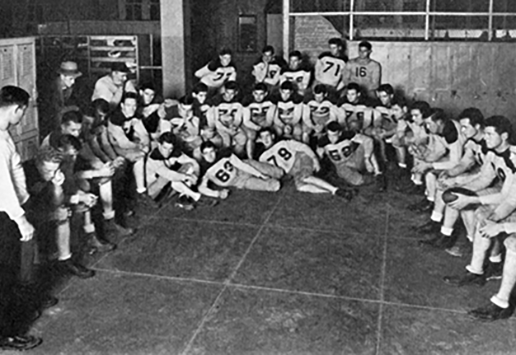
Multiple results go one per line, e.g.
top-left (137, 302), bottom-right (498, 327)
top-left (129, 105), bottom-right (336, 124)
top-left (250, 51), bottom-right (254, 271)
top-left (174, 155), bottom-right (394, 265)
top-left (0, 37), bottom-right (39, 161)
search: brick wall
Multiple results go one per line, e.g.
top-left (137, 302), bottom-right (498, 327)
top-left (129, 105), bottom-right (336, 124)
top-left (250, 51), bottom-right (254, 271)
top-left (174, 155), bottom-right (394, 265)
top-left (293, 16), bottom-right (343, 64)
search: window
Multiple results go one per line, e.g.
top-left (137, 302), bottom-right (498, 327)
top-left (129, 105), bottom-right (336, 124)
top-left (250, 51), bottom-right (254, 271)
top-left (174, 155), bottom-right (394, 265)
top-left (238, 15), bottom-right (257, 52)
top-left (119, 0), bottom-right (159, 21)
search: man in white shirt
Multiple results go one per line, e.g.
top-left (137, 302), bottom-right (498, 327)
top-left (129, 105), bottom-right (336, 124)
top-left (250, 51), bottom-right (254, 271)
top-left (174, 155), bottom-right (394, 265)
top-left (0, 85), bottom-right (43, 351)
top-left (91, 62), bottom-right (137, 109)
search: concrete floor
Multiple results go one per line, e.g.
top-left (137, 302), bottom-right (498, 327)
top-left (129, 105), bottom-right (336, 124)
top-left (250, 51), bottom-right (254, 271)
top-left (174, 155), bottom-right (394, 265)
top-left (8, 180), bottom-right (516, 355)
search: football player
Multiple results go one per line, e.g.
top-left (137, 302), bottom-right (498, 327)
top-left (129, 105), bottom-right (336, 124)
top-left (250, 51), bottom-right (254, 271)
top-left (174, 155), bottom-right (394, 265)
top-left (314, 37), bottom-right (348, 98)
top-left (272, 81), bottom-right (304, 141)
top-left (257, 128), bottom-right (352, 198)
top-left (337, 83), bottom-right (375, 133)
top-left (345, 41), bottom-right (381, 98)
top-left (242, 83), bottom-right (276, 159)
top-left (198, 141), bottom-right (282, 196)
top-left (251, 45), bottom-right (285, 91)
top-left (280, 50), bottom-right (311, 97)
top-left (302, 84), bottom-right (338, 145)
top-left (195, 47), bottom-right (237, 96)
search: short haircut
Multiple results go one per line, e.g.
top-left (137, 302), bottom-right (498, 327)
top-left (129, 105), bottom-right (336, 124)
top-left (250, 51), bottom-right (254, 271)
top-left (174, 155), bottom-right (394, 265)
top-left (0, 85), bottom-right (30, 108)
top-left (139, 81), bottom-right (156, 92)
top-left (158, 131), bottom-right (178, 145)
top-left (458, 107), bottom-right (484, 127)
top-left (92, 99), bottom-right (110, 115)
top-left (179, 95), bottom-right (195, 106)
top-left (428, 108), bottom-right (447, 122)
top-left (262, 45), bottom-right (274, 54)
top-left (391, 96), bottom-right (407, 108)
top-left (328, 38), bottom-right (343, 47)
top-left (377, 84), bottom-right (394, 95)
top-left (327, 121), bottom-right (341, 132)
top-left (359, 41), bottom-right (372, 50)
top-left (219, 47), bottom-right (232, 56)
top-left (280, 81), bottom-right (294, 91)
top-left (485, 115), bottom-right (513, 138)
top-left (253, 83), bottom-right (268, 92)
top-left (57, 134), bottom-right (82, 151)
top-left (223, 80), bottom-right (239, 91)
top-left (121, 92), bottom-right (139, 104)
top-left (313, 84), bottom-right (327, 95)
top-left (193, 82), bottom-right (208, 94)
top-left (35, 146), bottom-right (63, 168)
top-left (200, 140), bottom-right (217, 152)
top-left (410, 101), bottom-right (431, 118)
top-left (61, 109), bottom-right (83, 126)
top-left (346, 83), bottom-right (361, 93)
top-left (289, 50), bottom-right (302, 59)
top-left (258, 127), bottom-right (276, 138)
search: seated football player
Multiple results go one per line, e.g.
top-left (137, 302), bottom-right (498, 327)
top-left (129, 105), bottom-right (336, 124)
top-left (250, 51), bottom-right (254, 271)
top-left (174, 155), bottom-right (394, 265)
top-left (107, 92), bottom-right (152, 207)
top-left (146, 132), bottom-right (216, 210)
top-left (192, 83), bottom-right (224, 153)
top-left (242, 83), bottom-right (276, 160)
top-left (279, 50), bottom-right (311, 97)
top-left (257, 128), bottom-right (352, 198)
top-left (28, 146), bottom-right (95, 279)
top-left (317, 122), bottom-right (384, 191)
top-left (43, 109), bottom-right (132, 239)
top-left (370, 84), bottom-right (401, 163)
top-left (410, 108), bottom-right (466, 213)
top-left (162, 95), bottom-right (203, 157)
top-left (417, 108), bottom-right (486, 253)
top-left (337, 83), bottom-right (374, 133)
top-left (211, 81), bottom-right (247, 157)
top-left (198, 141), bottom-right (283, 197)
top-left (302, 84), bottom-right (338, 145)
top-left (345, 41), bottom-right (381, 99)
top-left (194, 47), bottom-right (237, 97)
top-left (56, 135), bottom-right (119, 254)
top-left (272, 81), bottom-right (304, 141)
top-left (251, 45), bottom-right (285, 92)
top-left (314, 37), bottom-right (347, 99)
top-left (443, 116), bottom-right (516, 287)
top-left (468, 220), bottom-right (516, 321)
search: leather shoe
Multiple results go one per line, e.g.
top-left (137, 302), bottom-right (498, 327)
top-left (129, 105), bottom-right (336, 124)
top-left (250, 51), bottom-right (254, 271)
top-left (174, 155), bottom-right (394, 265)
top-left (443, 272), bottom-right (485, 287)
top-left (58, 259), bottom-right (95, 279)
top-left (469, 302), bottom-right (513, 321)
top-left (0, 335), bottom-right (42, 351)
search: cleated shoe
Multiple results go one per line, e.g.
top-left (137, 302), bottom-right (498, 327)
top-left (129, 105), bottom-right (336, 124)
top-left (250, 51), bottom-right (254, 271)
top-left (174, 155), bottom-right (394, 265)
top-left (105, 218), bottom-right (134, 237)
top-left (174, 196), bottom-right (195, 211)
top-left (469, 302), bottom-right (513, 321)
top-left (57, 259), bottom-right (95, 279)
top-left (195, 196), bottom-right (219, 207)
top-left (375, 174), bottom-right (387, 192)
top-left (443, 272), bottom-right (486, 287)
top-left (335, 188), bottom-right (354, 201)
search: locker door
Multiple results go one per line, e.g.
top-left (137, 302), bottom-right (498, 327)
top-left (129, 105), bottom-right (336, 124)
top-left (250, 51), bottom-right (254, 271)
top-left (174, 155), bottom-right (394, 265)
top-left (16, 41), bottom-right (39, 136)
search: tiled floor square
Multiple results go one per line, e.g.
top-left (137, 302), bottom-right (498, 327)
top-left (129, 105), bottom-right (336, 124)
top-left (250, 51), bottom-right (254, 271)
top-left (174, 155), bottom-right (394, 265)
top-left (30, 272), bottom-right (222, 355)
top-left (96, 220), bottom-right (260, 282)
top-left (379, 304), bottom-right (516, 355)
top-left (186, 287), bottom-right (379, 355)
top-left (383, 237), bottom-right (500, 310)
top-left (267, 191), bottom-right (387, 235)
top-left (233, 227), bottom-right (384, 299)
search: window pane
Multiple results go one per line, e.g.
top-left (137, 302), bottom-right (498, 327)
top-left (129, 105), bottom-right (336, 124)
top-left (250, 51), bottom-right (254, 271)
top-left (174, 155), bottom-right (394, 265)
top-left (431, 0), bottom-right (489, 13)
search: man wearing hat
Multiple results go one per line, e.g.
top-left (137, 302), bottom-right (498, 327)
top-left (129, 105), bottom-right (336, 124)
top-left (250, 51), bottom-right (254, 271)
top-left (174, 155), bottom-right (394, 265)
top-left (39, 61), bottom-right (83, 139)
top-left (91, 62), bottom-right (137, 109)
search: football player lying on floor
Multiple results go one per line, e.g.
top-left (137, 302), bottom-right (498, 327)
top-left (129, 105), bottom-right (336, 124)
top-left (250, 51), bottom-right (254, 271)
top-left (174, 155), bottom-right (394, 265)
top-left (198, 141), bottom-right (282, 197)
top-left (443, 116), bottom-right (516, 288)
top-left (146, 132), bottom-right (215, 210)
top-left (417, 108), bottom-right (486, 254)
top-left (256, 128), bottom-right (353, 199)
top-left (317, 122), bottom-right (385, 191)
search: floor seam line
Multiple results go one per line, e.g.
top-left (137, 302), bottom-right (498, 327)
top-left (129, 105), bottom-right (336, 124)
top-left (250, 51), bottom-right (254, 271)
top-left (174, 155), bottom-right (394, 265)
top-left (90, 268), bottom-right (471, 315)
top-left (375, 206), bottom-right (389, 355)
top-left (179, 192), bottom-right (285, 355)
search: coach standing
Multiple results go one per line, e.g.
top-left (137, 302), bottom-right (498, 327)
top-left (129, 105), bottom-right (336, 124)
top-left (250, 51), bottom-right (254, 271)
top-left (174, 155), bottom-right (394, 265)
top-left (0, 86), bottom-right (42, 351)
